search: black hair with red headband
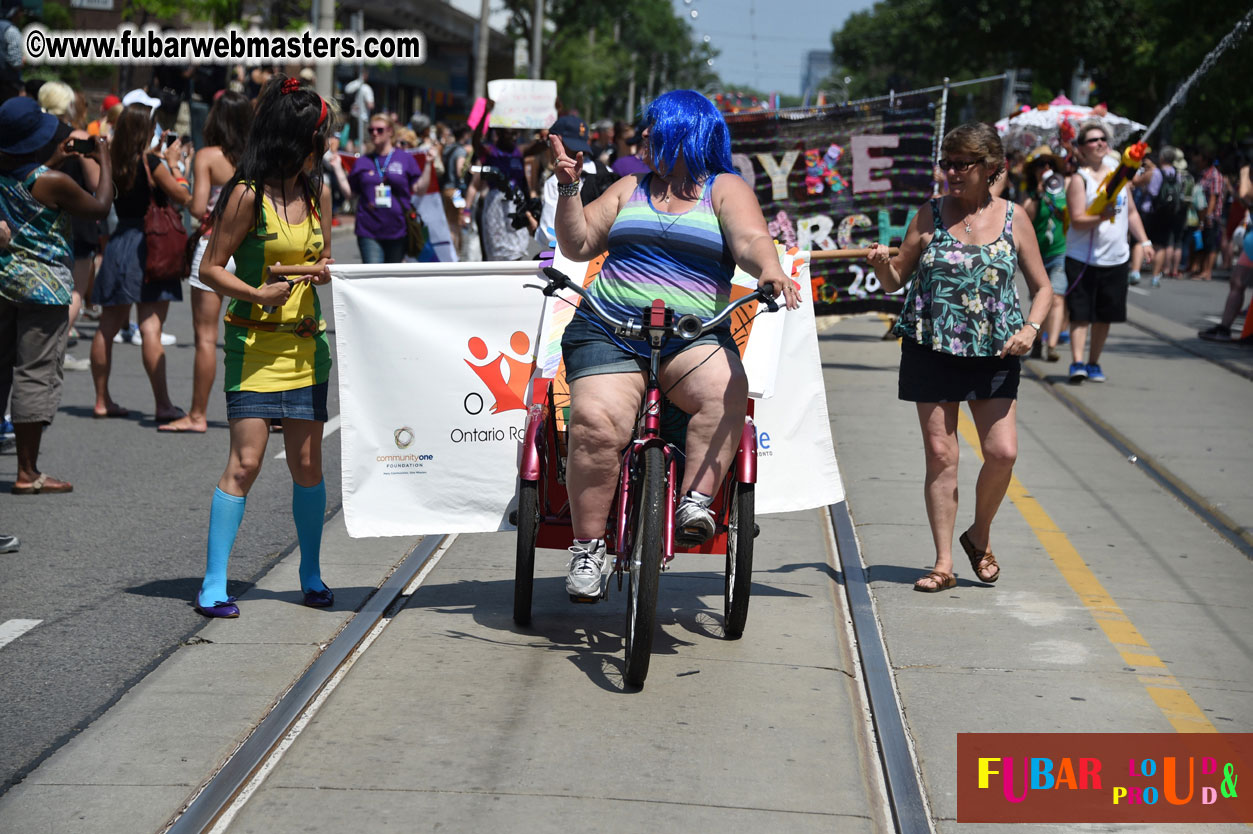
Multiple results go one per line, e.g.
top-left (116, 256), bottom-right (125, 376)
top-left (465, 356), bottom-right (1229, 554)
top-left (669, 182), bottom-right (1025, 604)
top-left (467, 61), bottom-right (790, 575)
top-left (212, 72), bottom-right (335, 232)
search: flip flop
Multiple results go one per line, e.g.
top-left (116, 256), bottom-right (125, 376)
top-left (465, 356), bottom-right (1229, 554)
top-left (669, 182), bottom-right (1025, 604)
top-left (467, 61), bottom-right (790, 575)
top-left (154, 408), bottom-right (187, 424)
top-left (11, 473), bottom-right (74, 494)
top-left (93, 404), bottom-right (129, 419)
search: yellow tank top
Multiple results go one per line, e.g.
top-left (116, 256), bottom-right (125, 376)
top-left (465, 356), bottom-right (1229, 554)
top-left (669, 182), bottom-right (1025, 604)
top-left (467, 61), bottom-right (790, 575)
top-left (222, 187), bottom-right (331, 392)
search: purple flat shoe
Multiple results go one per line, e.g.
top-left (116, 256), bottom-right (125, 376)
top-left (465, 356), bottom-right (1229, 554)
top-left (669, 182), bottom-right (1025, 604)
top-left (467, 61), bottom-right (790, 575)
top-left (303, 587), bottom-right (334, 608)
top-left (195, 596), bottom-right (240, 618)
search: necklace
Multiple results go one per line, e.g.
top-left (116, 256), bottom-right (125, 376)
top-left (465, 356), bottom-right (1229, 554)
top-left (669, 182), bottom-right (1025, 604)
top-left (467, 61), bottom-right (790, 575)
top-left (961, 197), bottom-right (992, 235)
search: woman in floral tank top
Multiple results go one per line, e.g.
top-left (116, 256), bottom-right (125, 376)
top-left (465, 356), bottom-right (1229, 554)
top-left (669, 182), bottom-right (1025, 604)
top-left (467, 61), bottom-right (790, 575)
top-left (867, 123), bottom-right (1053, 594)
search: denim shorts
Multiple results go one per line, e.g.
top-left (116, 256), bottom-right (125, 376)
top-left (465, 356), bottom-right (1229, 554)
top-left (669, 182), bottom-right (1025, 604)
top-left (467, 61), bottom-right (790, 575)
top-left (560, 312), bottom-right (733, 382)
top-left (1043, 253), bottom-right (1068, 294)
top-left (226, 382), bottom-right (329, 422)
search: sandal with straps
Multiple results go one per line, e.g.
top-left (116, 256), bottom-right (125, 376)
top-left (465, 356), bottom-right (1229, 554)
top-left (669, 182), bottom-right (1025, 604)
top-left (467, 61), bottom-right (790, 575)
top-left (960, 530), bottom-right (1000, 584)
top-left (913, 570), bottom-right (955, 593)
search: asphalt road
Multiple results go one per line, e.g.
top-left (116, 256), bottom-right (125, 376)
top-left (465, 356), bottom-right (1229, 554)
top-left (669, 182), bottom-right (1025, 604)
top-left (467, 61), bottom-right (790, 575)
top-left (0, 236), bottom-right (1246, 797)
top-left (0, 226), bottom-right (360, 795)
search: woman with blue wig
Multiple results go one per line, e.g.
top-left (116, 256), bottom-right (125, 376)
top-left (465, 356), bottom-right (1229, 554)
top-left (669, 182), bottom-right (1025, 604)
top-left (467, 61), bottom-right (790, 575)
top-left (549, 89), bottom-right (799, 601)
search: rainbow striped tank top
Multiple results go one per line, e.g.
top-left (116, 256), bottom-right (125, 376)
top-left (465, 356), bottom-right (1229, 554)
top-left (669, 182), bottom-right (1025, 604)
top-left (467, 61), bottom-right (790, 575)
top-left (585, 173), bottom-right (735, 354)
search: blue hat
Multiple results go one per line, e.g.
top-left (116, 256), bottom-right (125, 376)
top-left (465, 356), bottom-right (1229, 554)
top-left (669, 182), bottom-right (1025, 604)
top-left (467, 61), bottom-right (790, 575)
top-left (549, 114), bottom-right (591, 155)
top-left (0, 97), bottom-right (59, 155)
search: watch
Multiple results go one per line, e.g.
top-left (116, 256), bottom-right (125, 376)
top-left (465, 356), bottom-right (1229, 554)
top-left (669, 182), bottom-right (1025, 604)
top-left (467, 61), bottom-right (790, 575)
top-left (1027, 321), bottom-right (1041, 331)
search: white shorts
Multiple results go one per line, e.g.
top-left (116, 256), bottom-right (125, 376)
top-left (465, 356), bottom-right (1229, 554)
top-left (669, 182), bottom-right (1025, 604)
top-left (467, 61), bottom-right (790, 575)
top-left (187, 235), bottom-right (235, 292)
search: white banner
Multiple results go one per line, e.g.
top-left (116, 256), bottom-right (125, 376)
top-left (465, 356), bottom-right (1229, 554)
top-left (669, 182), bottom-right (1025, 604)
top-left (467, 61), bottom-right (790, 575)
top-left (332, 262), bottom-right (546, 537)
top-left (753, 256), bottom-right (845, 511)
top-left (332, 259), bottom-right (842, 538)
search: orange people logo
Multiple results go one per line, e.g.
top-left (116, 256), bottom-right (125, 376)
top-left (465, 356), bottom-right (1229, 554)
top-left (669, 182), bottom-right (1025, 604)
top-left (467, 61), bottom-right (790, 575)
top-left (465, 331), bottom-right (535, 414)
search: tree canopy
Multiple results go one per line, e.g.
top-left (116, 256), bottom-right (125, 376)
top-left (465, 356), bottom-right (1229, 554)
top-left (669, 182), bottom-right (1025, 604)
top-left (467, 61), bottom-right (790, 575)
top-left (501, 0), bottom-right (718, 123)
top-left (830, 0), bottom-right (1253, 151)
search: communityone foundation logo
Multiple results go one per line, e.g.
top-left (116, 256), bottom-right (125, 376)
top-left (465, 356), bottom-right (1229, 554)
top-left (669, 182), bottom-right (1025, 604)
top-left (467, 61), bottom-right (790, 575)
top-left (394, 427), bottom-right (414, 449)
top-left (957, 733), bottom-right (1251, 823)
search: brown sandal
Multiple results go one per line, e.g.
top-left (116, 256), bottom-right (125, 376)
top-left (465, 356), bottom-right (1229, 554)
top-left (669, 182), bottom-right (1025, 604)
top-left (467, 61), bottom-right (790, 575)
top-left (913, 570), bottom-right (955, 593)
top-left (960, 530), bottom-right (1000, 584)
top-left (11, 473), bottom-right (74, 494)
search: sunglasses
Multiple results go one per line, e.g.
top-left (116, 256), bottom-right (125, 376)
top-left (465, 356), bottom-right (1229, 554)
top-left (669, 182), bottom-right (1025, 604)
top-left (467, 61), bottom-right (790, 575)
top-left (1081, 135), bottom-right (1108, 145)
top-left (369, 126), bottom-right (389, 135)
top-left (938, 158), bottom-right (979, 173)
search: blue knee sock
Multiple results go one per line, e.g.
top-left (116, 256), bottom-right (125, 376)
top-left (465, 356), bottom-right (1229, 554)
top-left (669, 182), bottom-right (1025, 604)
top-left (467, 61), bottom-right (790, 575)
top-left (201, 487), bottom-right (246, 607)
top-left (293, 480), bottom-right (327, 592)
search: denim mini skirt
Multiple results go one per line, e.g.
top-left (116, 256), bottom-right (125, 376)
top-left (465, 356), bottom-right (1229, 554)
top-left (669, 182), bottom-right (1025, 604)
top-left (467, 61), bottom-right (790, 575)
top-left (225, 382), bottom-right (329, 422)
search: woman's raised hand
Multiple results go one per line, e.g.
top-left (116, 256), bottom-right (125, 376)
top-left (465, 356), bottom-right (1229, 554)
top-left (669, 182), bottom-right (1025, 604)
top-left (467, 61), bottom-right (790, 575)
top-left (548, 134), bottom-right (583, 185)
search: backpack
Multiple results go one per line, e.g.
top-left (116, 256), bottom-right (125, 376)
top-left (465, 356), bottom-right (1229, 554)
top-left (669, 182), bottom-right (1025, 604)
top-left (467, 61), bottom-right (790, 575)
top-left (1152, 168), bottom-right (1184, 220)
top-left (578, 159), bottom-right (618, 205)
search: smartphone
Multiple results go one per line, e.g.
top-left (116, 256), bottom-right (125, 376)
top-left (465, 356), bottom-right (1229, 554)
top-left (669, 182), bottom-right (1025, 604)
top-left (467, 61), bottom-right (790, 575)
top-left (67, 138), bottom-right (95, 154)
top-left (164, 132), bottom-right (179, 147)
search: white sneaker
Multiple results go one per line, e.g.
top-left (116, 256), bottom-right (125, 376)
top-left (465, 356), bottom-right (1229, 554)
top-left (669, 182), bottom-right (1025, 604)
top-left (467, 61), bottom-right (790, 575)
top-left (566, 539), bottom-right (608, 600)
top-left (63, 355), bottom-right (91, 372)
top-left (127, 328), bottom-right (177, 346)
top-left (675, 495), bottom-right (716, 545)
top-left (113, 324), bottom-right (135, 344)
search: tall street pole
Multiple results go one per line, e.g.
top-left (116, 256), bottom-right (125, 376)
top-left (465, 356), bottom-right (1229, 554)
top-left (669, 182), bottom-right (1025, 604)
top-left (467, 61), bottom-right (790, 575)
top-left (315, 0), bottom-right (334, 103)
top-left (530, 0), bottom-right (543, 79)
top-left (474, 0), bottom-right (490, 100)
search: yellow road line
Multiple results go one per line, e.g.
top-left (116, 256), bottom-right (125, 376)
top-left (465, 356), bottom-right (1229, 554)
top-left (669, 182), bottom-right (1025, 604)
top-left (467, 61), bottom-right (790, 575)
top-left (955, 409), bottom-right (1216, 734)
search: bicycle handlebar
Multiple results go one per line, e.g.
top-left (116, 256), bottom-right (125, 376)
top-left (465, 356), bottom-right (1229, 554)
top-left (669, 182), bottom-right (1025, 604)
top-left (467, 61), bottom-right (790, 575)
top-left (538, 266), bottom-right (779, 342)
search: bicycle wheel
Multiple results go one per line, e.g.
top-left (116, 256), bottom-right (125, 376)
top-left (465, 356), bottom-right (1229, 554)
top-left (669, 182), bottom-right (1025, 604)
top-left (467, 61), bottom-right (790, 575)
top-left (623, 445), bottom-right (665, 687)
top-left (723, 482), bottom-right (755, 639)
top-left (513, 480), bottom-right (539, 626)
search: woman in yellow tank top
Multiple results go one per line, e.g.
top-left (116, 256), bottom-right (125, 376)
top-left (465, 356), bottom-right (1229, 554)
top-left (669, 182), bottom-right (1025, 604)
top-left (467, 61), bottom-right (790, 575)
top-left (193, 75), bottom-right (336, 618)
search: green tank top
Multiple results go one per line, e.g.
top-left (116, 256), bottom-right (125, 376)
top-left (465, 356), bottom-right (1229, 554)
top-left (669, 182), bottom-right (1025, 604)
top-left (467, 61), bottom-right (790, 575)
top-left (1029, 188), bottom-right (1068, 259)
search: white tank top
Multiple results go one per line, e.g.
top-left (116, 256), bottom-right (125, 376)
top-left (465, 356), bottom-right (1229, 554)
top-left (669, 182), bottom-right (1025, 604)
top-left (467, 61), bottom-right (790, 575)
top-left (1065, 166), bottom-right (1130, 266)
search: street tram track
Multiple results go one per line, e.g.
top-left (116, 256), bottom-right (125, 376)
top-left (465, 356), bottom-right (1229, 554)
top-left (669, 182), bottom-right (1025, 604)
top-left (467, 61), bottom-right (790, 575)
top-left (160, 518), bottom-right (938, 834)
top-left (1020, 359), bottom-right (1253, 561)
top-left (163, 534), bottom-right (452, 834)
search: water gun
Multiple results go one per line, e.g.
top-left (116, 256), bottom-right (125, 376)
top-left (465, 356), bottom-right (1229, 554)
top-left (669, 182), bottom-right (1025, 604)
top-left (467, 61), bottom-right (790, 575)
top-left (1086, 141), bottom-right (1149, 220)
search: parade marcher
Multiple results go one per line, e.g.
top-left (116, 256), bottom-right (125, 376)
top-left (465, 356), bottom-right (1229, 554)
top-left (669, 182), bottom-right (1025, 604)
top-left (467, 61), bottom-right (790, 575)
top-left (1063, 121), bottom-right (1153, 384)
top-left (1199, 161), bottom-right (1253, 342)
top-left (160, 90), bottom-right (253, 434)
top-left (1020, 146), bottom-right (1069, 362)
top-left (348, 114), bottom-right (430, 264)
top-left (1147, 146), bottom-right (1187, 285)
top-left (549, 89), bottom-right (798, 600)
top-left (866, 122), bottom-right (1053, 592)
top-left (88, 99), bottom-right (192, 421)
top-left (0, 96), bottom-right (113, 493)
top-left (194, 74), bottom-right (335, 618)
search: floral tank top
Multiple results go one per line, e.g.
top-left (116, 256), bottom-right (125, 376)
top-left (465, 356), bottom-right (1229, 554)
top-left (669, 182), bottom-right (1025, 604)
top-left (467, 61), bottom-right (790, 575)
top-left (892, 198), bottom-right (1023, 357)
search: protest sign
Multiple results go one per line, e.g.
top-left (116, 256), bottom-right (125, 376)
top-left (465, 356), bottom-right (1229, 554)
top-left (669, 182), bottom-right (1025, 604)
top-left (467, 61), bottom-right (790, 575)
top-left (485, 79), bottom-right (559, 129)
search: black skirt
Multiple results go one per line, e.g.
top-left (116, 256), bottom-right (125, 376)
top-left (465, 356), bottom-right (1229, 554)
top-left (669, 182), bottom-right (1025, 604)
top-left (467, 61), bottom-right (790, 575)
top-left (898, 338), bottom-right (1020, 402)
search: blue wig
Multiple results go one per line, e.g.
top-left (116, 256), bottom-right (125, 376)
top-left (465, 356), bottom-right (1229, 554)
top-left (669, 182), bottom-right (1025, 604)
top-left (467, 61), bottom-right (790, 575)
top-left (643, 90), bottom-right (736, 183)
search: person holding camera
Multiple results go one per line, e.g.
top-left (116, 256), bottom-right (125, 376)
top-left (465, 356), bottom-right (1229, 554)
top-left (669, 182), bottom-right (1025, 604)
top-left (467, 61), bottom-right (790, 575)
top-left (89, 99), bottom-right (192, 423)
top-left (0, 96), bottom-right (113, 493)
top-left (1021, 146), bottom-right (1070, 362)
top-left (348, 114), bottom-right (430, 264)
top-left (470, 100), bottom-right (545, 261)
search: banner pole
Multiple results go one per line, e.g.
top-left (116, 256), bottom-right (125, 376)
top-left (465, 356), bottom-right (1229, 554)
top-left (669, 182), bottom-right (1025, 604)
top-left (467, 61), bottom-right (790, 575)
top-left (933, 76), bottom-right (950, 197)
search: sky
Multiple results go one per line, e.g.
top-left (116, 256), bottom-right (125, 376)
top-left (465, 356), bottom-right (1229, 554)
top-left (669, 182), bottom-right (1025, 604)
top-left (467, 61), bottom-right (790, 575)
top-left (446, 0), bottom-right (873, 99)
top-left (670, 0), bottom-right (871, 98)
